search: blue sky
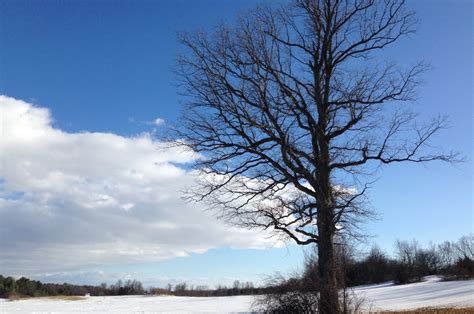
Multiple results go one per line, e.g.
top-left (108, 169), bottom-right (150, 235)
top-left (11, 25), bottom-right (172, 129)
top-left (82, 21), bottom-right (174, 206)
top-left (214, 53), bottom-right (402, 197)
top-left (0, 0), bottom-right (472, 287)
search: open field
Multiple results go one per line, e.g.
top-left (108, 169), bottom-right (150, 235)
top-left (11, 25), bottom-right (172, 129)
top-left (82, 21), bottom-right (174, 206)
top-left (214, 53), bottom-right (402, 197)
top-left (1, 276), bottom-right (473, 313)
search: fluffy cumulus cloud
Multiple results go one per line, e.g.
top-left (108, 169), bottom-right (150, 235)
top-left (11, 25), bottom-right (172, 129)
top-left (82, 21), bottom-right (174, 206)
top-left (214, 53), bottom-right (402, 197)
top-left (0, 95), bottom-right (276, 278)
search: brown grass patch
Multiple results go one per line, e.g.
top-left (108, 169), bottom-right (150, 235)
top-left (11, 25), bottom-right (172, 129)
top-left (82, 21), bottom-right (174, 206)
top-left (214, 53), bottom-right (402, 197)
top-left (374, 307), bottom-right (474, 314)
top-left (8, 295), bottom-right (86, 301)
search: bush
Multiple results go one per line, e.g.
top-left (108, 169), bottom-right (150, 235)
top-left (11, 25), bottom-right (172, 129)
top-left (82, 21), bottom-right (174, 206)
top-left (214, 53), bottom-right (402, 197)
top-left (444, 257), bottom-right (474, 280)
top-left (253, 290), bottom-right (319, 313)
top-left (393, 261), bottom-right (413, 285)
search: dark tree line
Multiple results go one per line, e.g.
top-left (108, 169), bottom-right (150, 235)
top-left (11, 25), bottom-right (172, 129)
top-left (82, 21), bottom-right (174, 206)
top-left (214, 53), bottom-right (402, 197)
top-left (156, 280), bottom-right (269, 297)
top-left (0, 277), bottom-right (144, 298)
top-left (0, 275), bottom-right (262, 299)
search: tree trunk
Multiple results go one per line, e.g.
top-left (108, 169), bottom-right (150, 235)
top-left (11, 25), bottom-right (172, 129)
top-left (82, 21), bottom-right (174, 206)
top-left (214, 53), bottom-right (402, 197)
top-left (316, 101), bottom-right (339, 313)
top-left (317, 221), bottom-right (340, 314)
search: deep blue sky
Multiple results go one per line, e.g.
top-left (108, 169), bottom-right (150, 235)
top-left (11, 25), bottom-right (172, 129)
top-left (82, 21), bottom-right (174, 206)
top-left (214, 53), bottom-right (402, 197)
top-left (0, 0), bottom-right (472, 286)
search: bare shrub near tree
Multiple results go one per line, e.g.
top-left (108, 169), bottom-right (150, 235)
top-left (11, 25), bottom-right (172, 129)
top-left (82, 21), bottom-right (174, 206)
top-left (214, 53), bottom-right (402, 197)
top-left (175, 0), bottom-right (456, 312)
top-left (336, 242), bottom-right (366, 313)
top-left (253, 272), bottom-right (320, 312)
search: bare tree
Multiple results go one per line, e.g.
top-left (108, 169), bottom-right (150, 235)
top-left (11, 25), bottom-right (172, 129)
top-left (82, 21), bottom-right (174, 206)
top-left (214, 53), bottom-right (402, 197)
top-left (394, 239), bottom-right (420, 283)
top-left (175, 0), bottom-right (455, 312)
top-left (455, 235), bottom-right (474, 260)
top-left (438, 241), bottom-right (456, 271)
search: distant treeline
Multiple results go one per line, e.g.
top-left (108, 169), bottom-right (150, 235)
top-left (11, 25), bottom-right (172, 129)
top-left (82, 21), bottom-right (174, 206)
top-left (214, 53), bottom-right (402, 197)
top-left (0, 275), bottom-right (267, 299)
top-left (1, 235), bottom-right (472, 299)
top-left (149, 281), bottom-right (271, 297)
top-left (0, 277), bottom-right (145, 298)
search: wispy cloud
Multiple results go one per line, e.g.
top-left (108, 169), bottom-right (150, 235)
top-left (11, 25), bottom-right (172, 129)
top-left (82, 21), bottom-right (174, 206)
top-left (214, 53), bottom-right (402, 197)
top-left (128, 116), bottom-right (166, 127)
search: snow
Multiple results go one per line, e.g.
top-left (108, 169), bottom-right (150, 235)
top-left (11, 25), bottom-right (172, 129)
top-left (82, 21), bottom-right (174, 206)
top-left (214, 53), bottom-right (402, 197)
top-left (1, 276), bottom-right (473, 313)
top-left (354, 276), bottom-right (474, 311)
top-left (0, 295), bottom-right (253, 313)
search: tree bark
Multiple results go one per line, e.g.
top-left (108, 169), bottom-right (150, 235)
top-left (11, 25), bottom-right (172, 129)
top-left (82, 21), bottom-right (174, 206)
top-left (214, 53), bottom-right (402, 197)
top-left (318, 228), bottom-right (339, 313)
top-left (316, 61), bottom-right (339, 312)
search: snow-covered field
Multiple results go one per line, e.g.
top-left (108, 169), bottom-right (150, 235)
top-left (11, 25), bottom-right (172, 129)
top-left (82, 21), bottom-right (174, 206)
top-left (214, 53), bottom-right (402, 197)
top-left (353, 276), bottom-right (474, 311)
top-left (1, 276), bottom-right (473, 313)
top-left (0, 295), bottom-right (254, 313)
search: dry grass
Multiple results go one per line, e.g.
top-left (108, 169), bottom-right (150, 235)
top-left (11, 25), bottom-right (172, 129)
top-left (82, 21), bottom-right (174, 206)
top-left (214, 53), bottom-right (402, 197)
top-left (8, 295), bottom-right (86, 301)
top-left (373, 307), bottom-right (474, 314)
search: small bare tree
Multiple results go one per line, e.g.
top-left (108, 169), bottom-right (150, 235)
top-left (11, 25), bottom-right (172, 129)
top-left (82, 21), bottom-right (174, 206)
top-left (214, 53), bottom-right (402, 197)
top-left (175, 0), bottom-right (455, 312)
top-left (438, 241), bottom-right (456, 271)
top-left (455, 235), bottom-right (474, 260)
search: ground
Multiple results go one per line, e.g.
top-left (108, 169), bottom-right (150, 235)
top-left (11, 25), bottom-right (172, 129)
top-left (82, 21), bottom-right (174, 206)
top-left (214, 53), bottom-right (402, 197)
top-left (1, 276), bottom-right (472, 313)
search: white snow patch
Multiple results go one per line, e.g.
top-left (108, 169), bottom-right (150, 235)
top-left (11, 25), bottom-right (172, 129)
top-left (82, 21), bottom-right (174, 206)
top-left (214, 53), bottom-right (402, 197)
top-left (0, 295), bottom-right (254, 313)
top-left (355, 276), bottom-right (474, 311)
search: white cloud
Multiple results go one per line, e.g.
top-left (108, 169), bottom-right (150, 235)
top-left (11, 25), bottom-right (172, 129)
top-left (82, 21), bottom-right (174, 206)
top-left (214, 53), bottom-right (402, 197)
top-left (153, 117), bottom-right (165, 126)
top-left (137, 117), bottom-right (165, 127)
top-left (0, 95), bottom-right (276, 277)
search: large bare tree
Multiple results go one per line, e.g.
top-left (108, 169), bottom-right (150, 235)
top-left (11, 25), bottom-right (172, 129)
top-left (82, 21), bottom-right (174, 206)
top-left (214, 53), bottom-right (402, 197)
top-left (174, 0), bottom-right (455, 312)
